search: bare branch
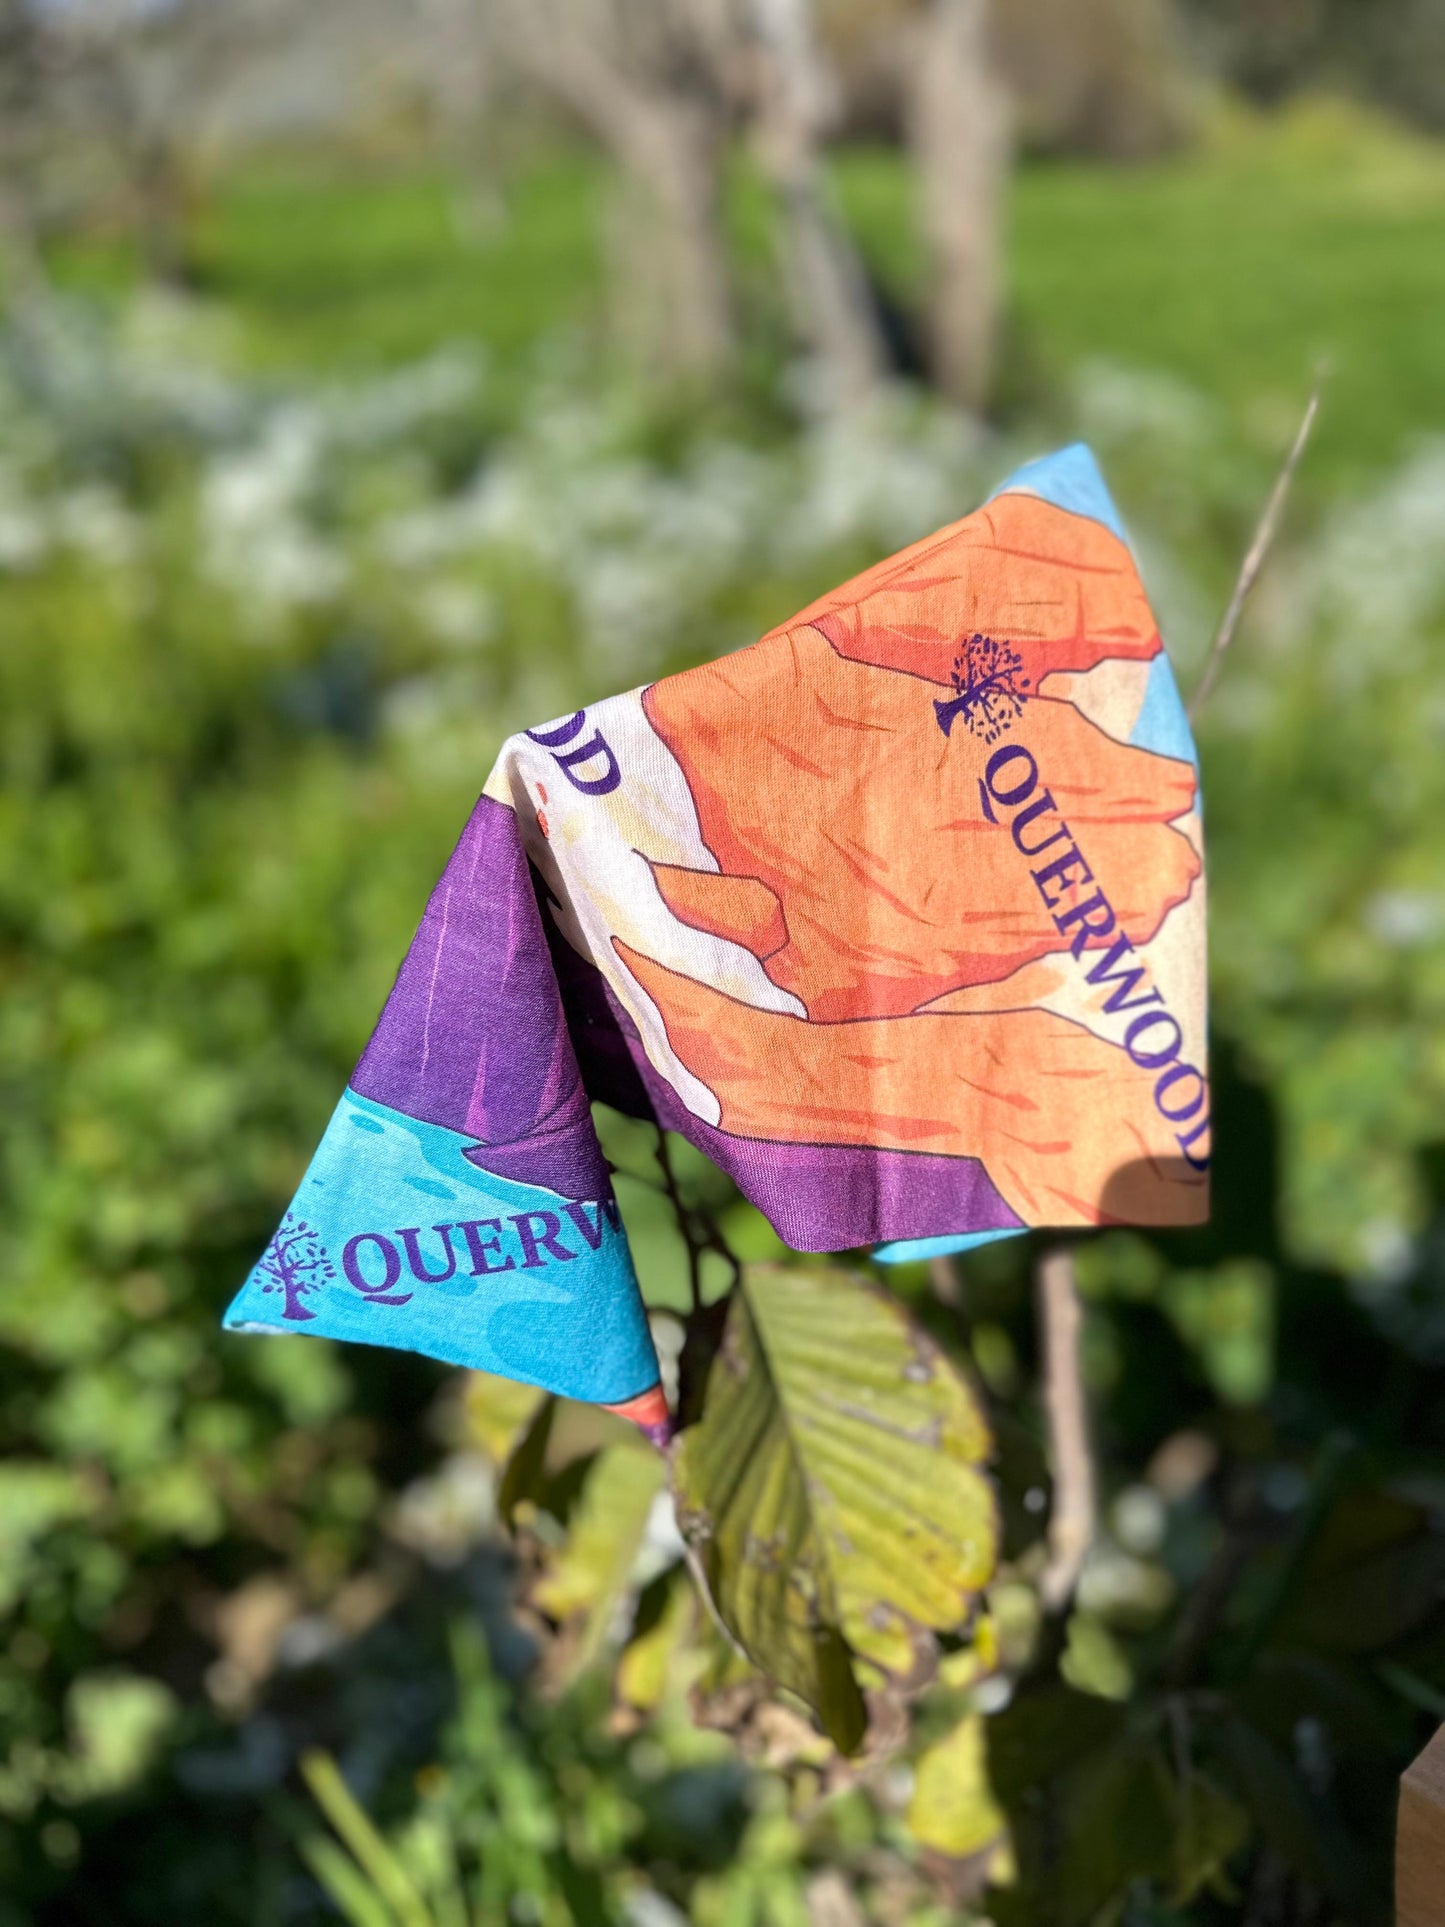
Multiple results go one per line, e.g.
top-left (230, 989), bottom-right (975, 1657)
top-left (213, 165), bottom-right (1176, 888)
top-left (653, 1124), bottom-right (741, 1312)
top-left (1036, 1243), bottom-right (1095, 1614)
top-left (654, 1126), bottom-right (704, 1314)
top-left (1187, 374), bottom-right (1324, 721)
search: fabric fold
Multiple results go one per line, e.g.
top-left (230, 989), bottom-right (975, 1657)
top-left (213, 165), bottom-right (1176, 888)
top-left (224, 444), bottom-right (1209, 1417)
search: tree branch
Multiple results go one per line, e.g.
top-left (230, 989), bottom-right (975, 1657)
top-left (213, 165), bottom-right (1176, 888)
top-left (654, 1126), bottom-right (741, 1306)
top-left (654, 1125), bottom-right (704, 1313)
top-left (1036, 1243), bottom-right (1095, 1615)
top-left (1187, 375), bottom-right (1323, 721)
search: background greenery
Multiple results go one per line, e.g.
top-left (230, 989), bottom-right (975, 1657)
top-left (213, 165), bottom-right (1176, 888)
top-left (2, 78), bottom-right (1445, 1927)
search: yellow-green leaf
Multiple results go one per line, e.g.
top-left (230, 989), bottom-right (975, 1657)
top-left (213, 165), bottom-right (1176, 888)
top-left (297, 1834), bottom-right (397, 1927)
top-left (532, 1441), bottom-right (666, 1677)
top-left (1061, 1612), bottom-right (1134, 1701)
top-left (465, 1370), bottom-right (546, 1465)
top-left (907, 1713), bottom-right (1007, 1859)
top-left (300, 1750), bottom-right (431, 1927)
top-left (617, 1575), bottom-right (696, 1713)
top-left (671, 1264), bottom-right (998, 1750)
top-left (497, 1393), bottom-right (556, 1529)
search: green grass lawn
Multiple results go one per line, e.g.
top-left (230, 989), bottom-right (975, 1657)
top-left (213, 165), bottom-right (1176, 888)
top-left (1022, 99), bottom-right (1445, 490)
top-left (46, 97), bottom-right (1445, 490)
top-left (190, 154), bottom-right (607, 373)
top-left (851, 97), bottom-right (1445, 494)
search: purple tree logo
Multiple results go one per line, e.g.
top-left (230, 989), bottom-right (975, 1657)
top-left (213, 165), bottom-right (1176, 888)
top-left (933, 633), bottom-right (1031, 743)
top-left (256, 1211), bottom-right (335, 1322)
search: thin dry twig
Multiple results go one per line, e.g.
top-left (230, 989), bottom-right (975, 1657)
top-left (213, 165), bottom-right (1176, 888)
top-left (1187, 375), bottom-right (1324, 720)
top-left (1029, 381), bottom-right (1323, 1629)
top-left (1036, 1243), bottom-right (1095, 1614)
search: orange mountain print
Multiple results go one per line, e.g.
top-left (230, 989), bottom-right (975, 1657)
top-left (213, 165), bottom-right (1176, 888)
top-left (615, 457), bottom-right (1209, 1241)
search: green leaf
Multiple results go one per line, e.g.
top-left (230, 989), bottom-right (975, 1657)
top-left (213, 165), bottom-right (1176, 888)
top-left (497, 1395), bottom-right (639, 1531)
top-left (300, 1751), bottom-right (433, 1927)
top-left (1286, 1523), bottom-right (1445, 1653)
top-left (1060, 1612), bottom-right (1134, 1701)
top-left (671, 1263), bottom-right (997, 1750)
top-left (297, 1833), bottom-right (401, 1927)
top-left (986, 1685), bottom-right (1127, 1804)
top-left (497, 1394), bottom-right (556, 1529)
top-left (617, 1573), bottom-right (695, 1713)
top-left (1172, 1772), bottom-right (1249, 1905)
top-left (1163, 1260), bottom-right (1274, 1405)
top-left (1219, 1714), bottom-right (1364, 1907)
top-left (1058, 1741), bottom-right (1177, 1923)
top-left (464, 1370), bottom-right (547, 1466)
top-left (0, 1462), bottom-right (92, 1617)
top-left (993, 1737), bottom-right (1175, 1927)
top-left (532, 1440), bottom-right (666, 1678)
top-left (906, 1712), bottom-right (1006, 1860)
top-left (54, 1673), bottom-right (177, 1802)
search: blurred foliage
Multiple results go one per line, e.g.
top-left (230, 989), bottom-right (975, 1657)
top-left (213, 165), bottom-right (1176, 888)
top-left (1179, 0), bottom-right (1445, 134)
top-left (839, 96), bottom-right (1445, 496)
top-left (1, 98), bottom-right (1443, 1926)
top-left (292, 1624), bottom-right (748, 1927)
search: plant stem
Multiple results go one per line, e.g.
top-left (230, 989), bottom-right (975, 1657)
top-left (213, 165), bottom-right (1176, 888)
top-left (1188, 375), bottom-right (1323, 721)
top-left (1036, 1244), bottom-right (1096, 1615)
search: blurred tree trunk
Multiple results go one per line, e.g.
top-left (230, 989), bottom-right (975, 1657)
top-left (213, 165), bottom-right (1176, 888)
top-left (492, 0), bottom-right (737, 380)
top-left (905, 0), bottom-right (1009, 412)
top-left (748, 0), bottom-right (888, 407)
top-left (604, 93), bottom-right (735, 376)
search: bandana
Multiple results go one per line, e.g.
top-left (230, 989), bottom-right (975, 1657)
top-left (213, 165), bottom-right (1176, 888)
top-left (224, 445), bottom-right (1208, 1434)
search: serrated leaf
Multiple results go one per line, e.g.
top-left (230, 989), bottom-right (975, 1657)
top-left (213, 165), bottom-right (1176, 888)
top-left (465, 1370), bottom-right (547, 1466)
top-left (907, 1712), bottom-right (1007, 1860)
top-left (532, 1440), bottom-right (666, 1677)
top-left (671, 1264), bottom-right (997, 1750)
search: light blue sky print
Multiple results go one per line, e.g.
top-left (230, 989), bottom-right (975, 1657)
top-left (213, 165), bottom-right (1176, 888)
top-left (990, 446), bottom-right (1198, 767)
top-left (223, 1089), bottom-right (658, 1403)
top-left (989, 442), bottom-right (1129, 545)
top-left (1130, 650), bottom-right (1198, 769)
top-left (874, 1227), bottom-right (1026, 1266)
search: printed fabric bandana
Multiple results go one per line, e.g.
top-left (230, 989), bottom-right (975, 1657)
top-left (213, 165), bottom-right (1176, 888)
top-left (224, 444), bottom-right (1209, 1436)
